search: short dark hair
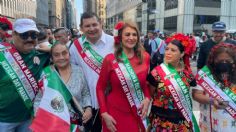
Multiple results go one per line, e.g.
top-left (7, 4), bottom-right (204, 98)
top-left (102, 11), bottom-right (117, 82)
top-left (80, 12), bottom-right (100, 27)
top-left (53, 27), bottom-right (70, 36)
top-left (44, 26), bottom-right (52, 32)
top-left (37, 27), bottom-right (47, 41)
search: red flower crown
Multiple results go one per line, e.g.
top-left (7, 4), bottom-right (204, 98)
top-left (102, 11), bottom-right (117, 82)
top-left (165, 33), bottom-right (196, 56)
top-left (0, 17), bottom-right (12, 37)
top-left (211, 42), bottom-right (236, 53)
top-left (165, 33), bottom-right (196, 71)
top-left (0, 17), bottom-right (12, 30)
top-left (113, 21), bottom-right (125, 45)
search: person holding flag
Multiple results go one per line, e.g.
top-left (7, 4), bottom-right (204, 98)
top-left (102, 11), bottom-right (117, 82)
top-left (147, 33), bottom-right (199, 131)
top-left (31, 42), bottom-right (92, 132)
top-left (193, 43), bottom-right (236, 132)
top-left (96, 21), bottom-right (151, 132)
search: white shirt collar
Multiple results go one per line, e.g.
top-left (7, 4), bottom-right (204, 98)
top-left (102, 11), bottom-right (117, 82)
top-left (66, 40), bottom-right (71, 47)
top-left (82, 31), bottom-right (106, 46)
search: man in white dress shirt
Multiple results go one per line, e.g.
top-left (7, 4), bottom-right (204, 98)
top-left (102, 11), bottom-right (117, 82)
top-left (69, 12), bottom-right (114, 131)
top-left (53, 27), bottom-right (74, 48)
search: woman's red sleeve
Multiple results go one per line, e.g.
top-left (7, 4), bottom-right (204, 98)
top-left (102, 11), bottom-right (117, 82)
top-left (142, 52), bottom-right (151, 100)
top-left (96, 55), bottom-right (111, 114)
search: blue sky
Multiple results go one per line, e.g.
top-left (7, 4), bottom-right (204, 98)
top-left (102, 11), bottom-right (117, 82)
top-left (76, 0), bottom-right (83, 27)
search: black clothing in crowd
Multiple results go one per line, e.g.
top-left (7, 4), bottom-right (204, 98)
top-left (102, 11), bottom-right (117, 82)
top-left (197, 38), bottom-right (236, 69)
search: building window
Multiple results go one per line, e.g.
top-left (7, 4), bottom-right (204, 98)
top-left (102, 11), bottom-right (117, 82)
top-left (164, 16), bottom-right (177, 31)
top-left (195, 0), bottom-right (220, 8)
top-left (148, 0), bottom-right (156, 10)
top-left (137, 22), bottom-right (141, 31)
top-left (148, 19), bottom-right (155, 31)
top-left (194, 15), bottom-right (220, 24)
top-left (164, 0), bottom-right (178, 10)
top-left (136, 5), bottom-right (142, 18)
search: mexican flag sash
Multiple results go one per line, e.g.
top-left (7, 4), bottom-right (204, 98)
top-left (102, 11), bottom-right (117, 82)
top-left (0, 42), bottom-right (40, 110)
top-left (154, 63), bottom-right (200, 132)
top-left (196, 66), bottom-right (236, 119)
top-left (110, 52), bottom-right (148, 131)
top-left (73, 36), bottom-right (103, 74)
top-left (31, 66), bottom-right (80, 132)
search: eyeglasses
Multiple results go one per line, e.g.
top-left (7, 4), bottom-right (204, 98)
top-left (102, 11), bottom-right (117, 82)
top-left (17, 32), bottom-right (38, 40)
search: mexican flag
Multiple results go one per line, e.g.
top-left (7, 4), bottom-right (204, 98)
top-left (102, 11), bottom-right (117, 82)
top-left (31, 66), bottom-right (79, 132)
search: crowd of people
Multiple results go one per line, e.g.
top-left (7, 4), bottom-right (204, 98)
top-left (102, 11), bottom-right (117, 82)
top-left (0, 11), bottom-right (236, 132)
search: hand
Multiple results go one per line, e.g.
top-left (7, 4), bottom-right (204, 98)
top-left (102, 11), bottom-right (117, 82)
top-left (82, 107), bottom-right (92, 123)
top-left (213, 99), bottom-right (229, 109)
top-left (101, 112), bottom-right (117, 132)
top-left (140, 98), bottom-right (150, 119)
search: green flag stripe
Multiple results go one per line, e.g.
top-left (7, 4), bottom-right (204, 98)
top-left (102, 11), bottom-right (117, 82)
top-left (43, 66), bottom-right (72, 103)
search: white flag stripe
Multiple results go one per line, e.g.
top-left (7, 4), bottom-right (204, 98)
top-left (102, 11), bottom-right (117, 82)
top-left (39, 85), bottom-right (70, 124)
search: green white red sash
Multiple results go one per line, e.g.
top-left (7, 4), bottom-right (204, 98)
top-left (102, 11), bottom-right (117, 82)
top-left (110, 52), bottom-right (147, 131)
top-left (0, 42), bottom-right (40, 110)
top-left (196, 66), bottom-right (236, 119)
top-left (31, 66), bottom-right (80, 132)
top-left (155, 63), bottom-right (200, 132)
top-left (73, 36), bottom-right (103, 74)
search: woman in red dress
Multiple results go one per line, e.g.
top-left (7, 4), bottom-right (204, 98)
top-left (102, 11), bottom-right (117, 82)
top-left (96, 21), bottom-right (151, 132)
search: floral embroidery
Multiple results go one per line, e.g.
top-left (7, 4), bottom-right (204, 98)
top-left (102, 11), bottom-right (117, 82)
top-left (149, 68), bottom-right (194, 131)
top-left (231, 85), bottom-right (236, 94)
top-left (152, 69), bottom-right (194, 110)
top-left (150, 115), bottom-right (190, 132)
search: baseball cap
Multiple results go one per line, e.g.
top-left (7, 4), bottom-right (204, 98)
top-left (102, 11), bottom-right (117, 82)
top-left (13, 18), bottom-right (39, 33)
top-left (154, 29), bottom-right (160, 33)
top-left (212, 21), bottom-right (226, 31)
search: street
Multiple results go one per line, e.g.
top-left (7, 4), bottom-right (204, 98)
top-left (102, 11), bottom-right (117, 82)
top-left (190, 60), bottom-right (200, 124)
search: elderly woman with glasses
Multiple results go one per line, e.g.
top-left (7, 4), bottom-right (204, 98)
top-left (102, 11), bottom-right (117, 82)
top-left (193, 43), bottom-right (236, 132)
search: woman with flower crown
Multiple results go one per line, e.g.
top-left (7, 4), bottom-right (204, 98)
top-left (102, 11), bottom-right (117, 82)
top-left (96, 21), bottom-right (151, 132)
top-left (147, 33), bottom-right (199, 132)
top-left (192, 43), bottom-right (236, 132)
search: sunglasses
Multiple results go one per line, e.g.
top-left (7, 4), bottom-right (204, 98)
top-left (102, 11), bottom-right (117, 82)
top-left (17, 32), bottom-right (38, 40)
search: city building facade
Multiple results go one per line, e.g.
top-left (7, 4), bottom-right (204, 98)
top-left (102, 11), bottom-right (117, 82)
top-left (83, 0), bottom-right (97, 13)
top-left (0, 0), bottom-right (37, 21)
top-left (106, 0), bottom-right (236, 35)
top-left (96, 0), bottom-right (106, 27)
top-left (0, 0), bottom-right (78, 29)
top-left (66, 0), bottom-right (77, 29)
top-left (36, 0), bottom-right (49, 26)
top-left (106, 0), bottom-right (142, 31)
top-left (49, 0), bottom-right (67, 28)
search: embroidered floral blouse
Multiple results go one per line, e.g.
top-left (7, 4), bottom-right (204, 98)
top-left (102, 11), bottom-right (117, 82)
top-left (148, 67), bottom-right (196, 110)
